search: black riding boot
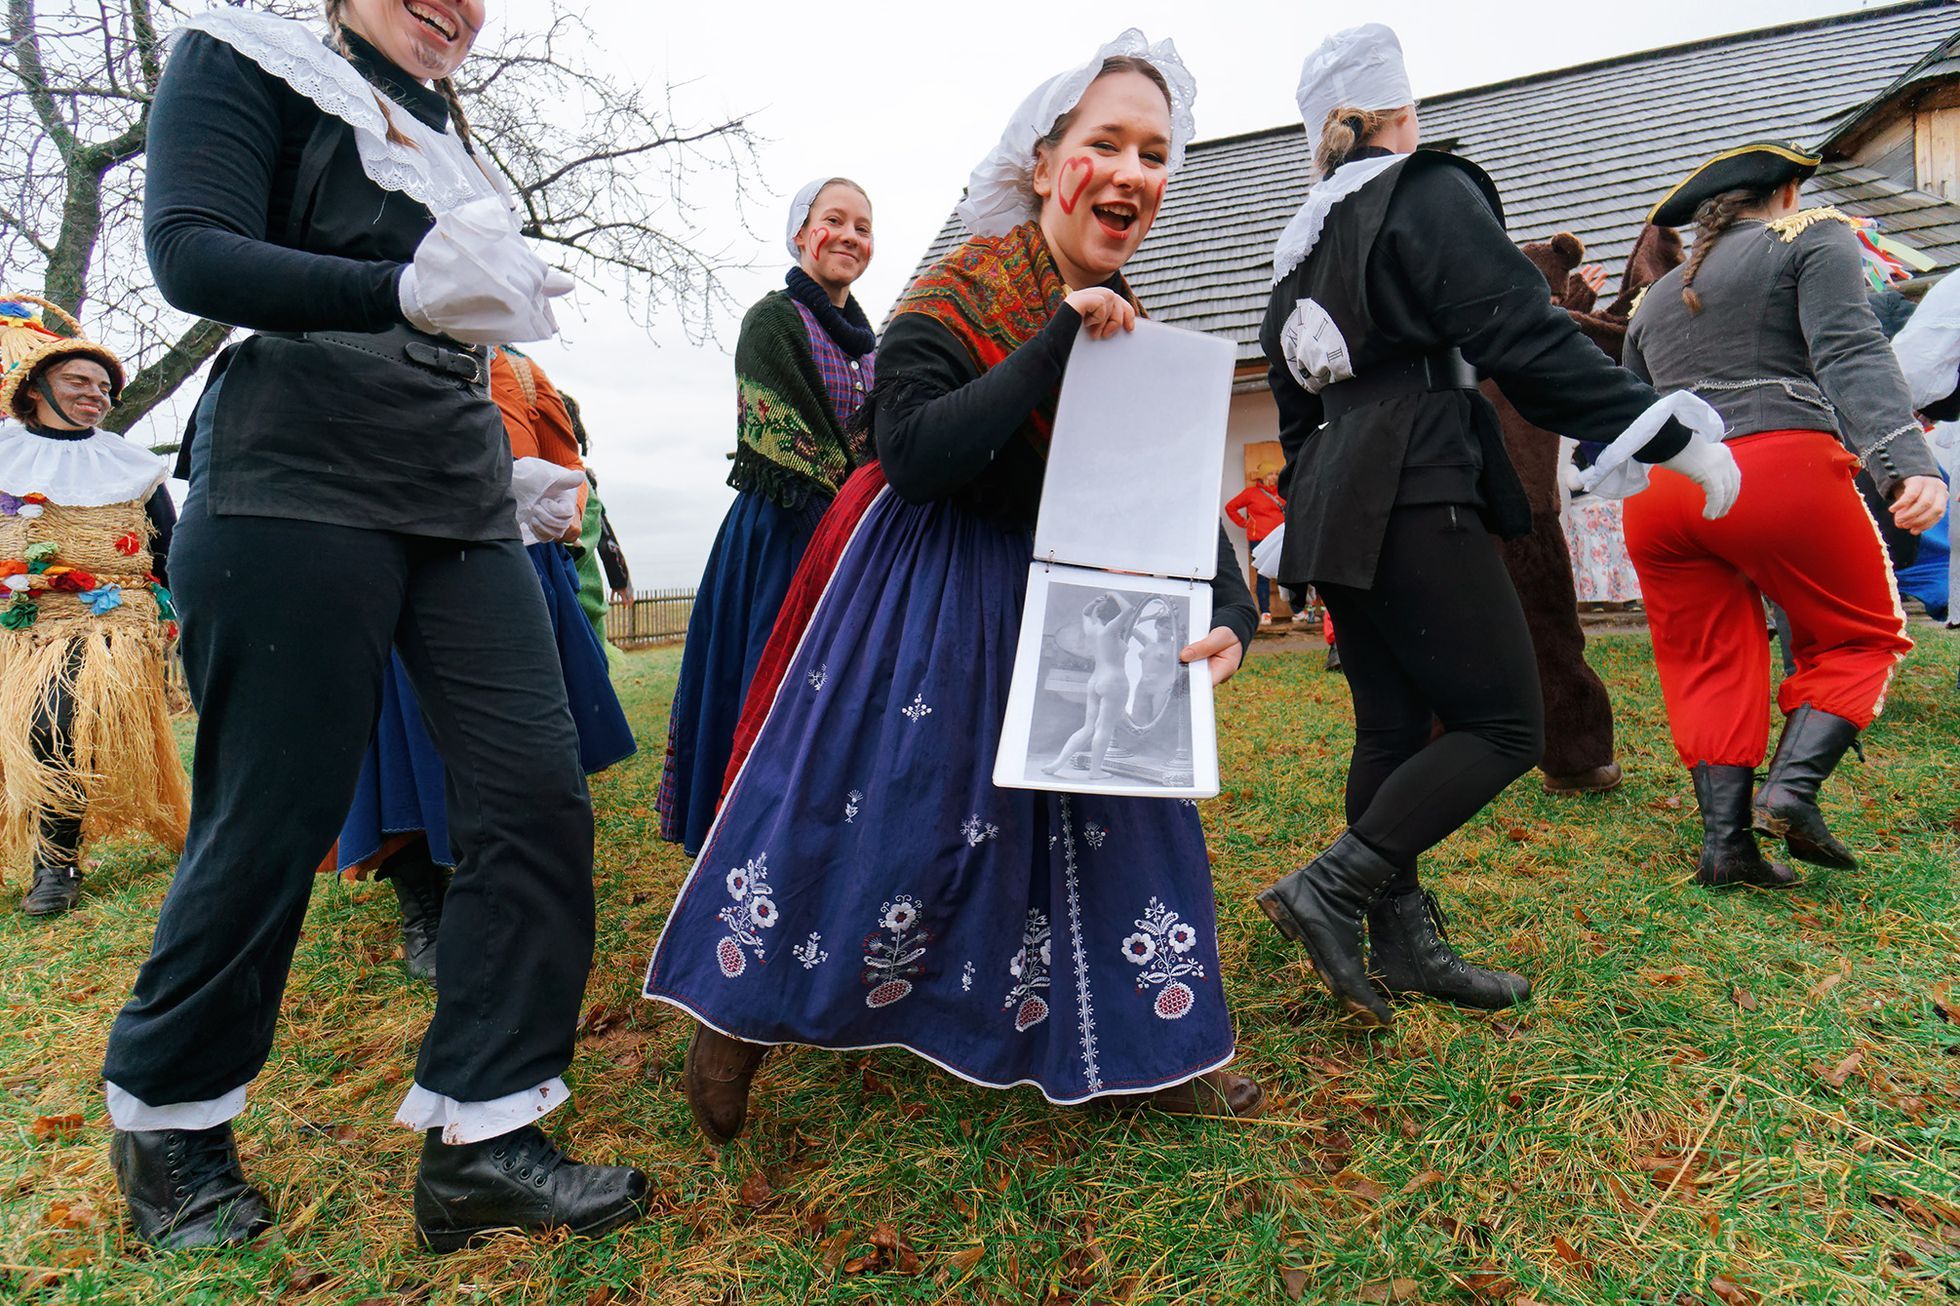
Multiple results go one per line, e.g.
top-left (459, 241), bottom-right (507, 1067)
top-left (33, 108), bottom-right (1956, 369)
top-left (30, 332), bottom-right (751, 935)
top-left (1324, 642), bottom-right (1344, 674)
top-left (385, 845), bottom-right (449, 986)
top-left (111, 1123), bottom-right (275, 1250)
top-left (412, 1125), bottom-right (648, 1252)
top-left (1693, 764), bottom-right (1795, 890)
top-left (1753, 706), bottom-right (1860, 869)
top-left (21, 809), bottom-right (84, 918)
top-left (1256, 830), bottom-right (1400, 1026)
top-left (1368, 887), bottom-right (1531, 1009)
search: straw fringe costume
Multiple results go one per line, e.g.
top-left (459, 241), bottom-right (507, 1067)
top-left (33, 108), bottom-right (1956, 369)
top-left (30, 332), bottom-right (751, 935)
top-left (0, 299), bottom-right (188, 898)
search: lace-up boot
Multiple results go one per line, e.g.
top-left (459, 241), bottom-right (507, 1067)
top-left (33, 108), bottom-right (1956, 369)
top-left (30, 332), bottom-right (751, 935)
top-left (412, 1124), bottom-right (647, 1252)
top-left (386, 849), bottom-right (449, 985)
top-left (1367, 887), bottom-right (1530, 1009)
top-left (112, 1124), bottom-right (274, 1249)
top-left (1255, 831), bottom-right (1400, 1027)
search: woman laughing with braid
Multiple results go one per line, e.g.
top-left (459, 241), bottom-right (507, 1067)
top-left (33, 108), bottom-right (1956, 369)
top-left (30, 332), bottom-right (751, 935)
top-left (100, 0), bottom-right (646, 1252)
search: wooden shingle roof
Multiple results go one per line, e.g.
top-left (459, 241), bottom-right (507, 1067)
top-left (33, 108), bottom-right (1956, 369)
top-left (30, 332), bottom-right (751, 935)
top-left (910, 0), bottom-right (1960, 364)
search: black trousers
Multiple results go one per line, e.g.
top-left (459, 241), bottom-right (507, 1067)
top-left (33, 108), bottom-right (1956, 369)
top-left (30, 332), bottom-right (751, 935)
top-left (29, 648), bottom-right (82, 869)
top-left (1316, 504), bottom-right (1545, 878)
top-left (102, 493), bottom-right (595, 1108)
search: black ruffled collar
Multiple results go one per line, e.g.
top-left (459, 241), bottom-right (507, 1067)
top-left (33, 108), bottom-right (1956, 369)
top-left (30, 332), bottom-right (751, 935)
top-left (785, 268), bottom-right (877, 358)
top-left (24, 421), bottom-right (93, 442)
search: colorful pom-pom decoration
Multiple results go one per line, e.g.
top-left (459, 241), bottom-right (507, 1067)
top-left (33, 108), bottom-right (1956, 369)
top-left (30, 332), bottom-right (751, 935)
top-left (0, 598), bottom-right (39, 630)
top-left (80, 584), bottom-right (122, 615)
top-left (114, 531), bottom-right (141, 556)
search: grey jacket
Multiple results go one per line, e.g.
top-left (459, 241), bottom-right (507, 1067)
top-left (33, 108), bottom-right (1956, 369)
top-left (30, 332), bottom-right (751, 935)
top-left (1625, 213), bottom-right (1938, 497)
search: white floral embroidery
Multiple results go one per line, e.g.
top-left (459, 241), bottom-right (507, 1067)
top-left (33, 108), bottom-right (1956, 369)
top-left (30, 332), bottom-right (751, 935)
top-left (1179, 798), bottom-right (1200, 809)
top-left (862, 895), bottom-right (930, 1008)
top-left (1122, 897), bottom-right (1207, 1021)
top-left (1059, 797), bottom-right (1101, 1091)
top-left (901, 693), bottom-right (933, 722)
top-left (1003, 910), bottom-right (1053, 1032)
top-left (960, 814), bottom-right (1000, 847)
top-left (1083, 822), bottom-right (1108, 850)
top-left (715, 854), bottom-right (776, 978)
top-left (844, 789), bottom-right (863, 823)
top-left (793, 932), bottom-right (829, 970)
top-left (961, 961), bottom-right (975, 992)
top-left (808, 663), bottom-right (829, 691)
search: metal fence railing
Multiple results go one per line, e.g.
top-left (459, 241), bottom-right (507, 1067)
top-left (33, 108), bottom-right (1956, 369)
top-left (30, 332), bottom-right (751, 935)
top-left (606, 587), bottom-right (694, 648)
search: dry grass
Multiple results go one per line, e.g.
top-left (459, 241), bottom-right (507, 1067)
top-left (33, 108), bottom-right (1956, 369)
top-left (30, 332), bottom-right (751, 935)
top-left (1, 630), bottom-right (1956, 1304)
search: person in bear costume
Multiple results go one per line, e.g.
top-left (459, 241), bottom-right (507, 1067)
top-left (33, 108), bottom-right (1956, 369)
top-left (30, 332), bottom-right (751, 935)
top-left (1482, 224), bottom-right (1686, 795)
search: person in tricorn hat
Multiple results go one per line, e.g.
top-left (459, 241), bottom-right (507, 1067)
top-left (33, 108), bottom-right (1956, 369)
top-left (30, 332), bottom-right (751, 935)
top-left (0, 297), bottom-right (188, 918)
top-left (1623, 142), bottom-right (1946, 889)
top-left (1254, 25), bottom-right (1741, 1028)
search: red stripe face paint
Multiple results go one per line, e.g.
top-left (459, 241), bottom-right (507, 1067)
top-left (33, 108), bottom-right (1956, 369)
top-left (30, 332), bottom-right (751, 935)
top-left (1153, 176), bottom-right (1167, 209)
top-left (1058, 156), bottom-right (1096, 216)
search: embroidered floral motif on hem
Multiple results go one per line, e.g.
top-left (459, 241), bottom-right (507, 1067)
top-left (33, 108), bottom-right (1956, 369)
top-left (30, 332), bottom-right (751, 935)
top-left (1122, 897), bottom-right (1206, 1021)
top-left (793, 933), bottom-right (828, 970)
top-left (844, 789), bottom-right (863, 823)
top-left (961, 961), bottom-right (975, 992)
top-left (1003, 909), bottom-right (1053, 1032)
top-left (861, 895), bottom-right (930, 1008)
top-left (807, 663), bottom-right (828, 691)
top-left (960, 813), bottom-right (1000, 847)
top-left (900, 693), bottom-right (933, 722)
top-left (714, 854), bottom-right (777, 977)
top-left (1083, 822), bottom-right (1108, 850)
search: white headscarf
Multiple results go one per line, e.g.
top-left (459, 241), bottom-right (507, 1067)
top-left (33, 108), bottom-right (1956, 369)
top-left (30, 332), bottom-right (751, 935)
top-left (1294, 24), bottom-right (1413, 157)
top-left (784, 177), bottom-right (836, 262)
top-left (955, 29), bottom-right (1197, 239)
top-left (1270, 25), bottom-right (1417, 285)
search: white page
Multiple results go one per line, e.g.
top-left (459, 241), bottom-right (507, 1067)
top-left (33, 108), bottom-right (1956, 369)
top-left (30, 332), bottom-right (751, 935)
top-left (993, 564), bottom-right (1218, 800)
top-left (1034, 318), bottom-right (1235, 580)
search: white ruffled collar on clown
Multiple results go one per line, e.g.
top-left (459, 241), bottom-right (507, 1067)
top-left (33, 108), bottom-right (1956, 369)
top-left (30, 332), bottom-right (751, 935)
top-left (172, 8), bottom-right (510, 214)
top-left (0, 424), bottom-right (169, 508)
top-left (1270, 153), bottom-right (1404, 286)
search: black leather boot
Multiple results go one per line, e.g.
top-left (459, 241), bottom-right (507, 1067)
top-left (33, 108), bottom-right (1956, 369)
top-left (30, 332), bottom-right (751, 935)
top-left (22, 808), bottom-right (84, 918)
top-left (1255, 831), bottom-right (1400, 1027)
top-left (1693, 764), bottom-right (1796, 890)
top-left (1324, 642), bottom-right (1344, 674)
top-left (412, 1125), bottom-right (647, 1253)
top-left (1753, 706), bottom-right (1860, 869)
top-left (682, 1022), bottom-right (769, 1146)
top-left (386, 847), bottom-right (448, 986)
top-left (1368, 887), bottom-right (1531, 1009)
top-left (111, 1124), bottom-right (275, 1250)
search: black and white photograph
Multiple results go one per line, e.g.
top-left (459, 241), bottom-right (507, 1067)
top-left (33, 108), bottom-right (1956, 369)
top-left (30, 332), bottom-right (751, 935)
top-left (994, 565), bottom-right (1218, 798)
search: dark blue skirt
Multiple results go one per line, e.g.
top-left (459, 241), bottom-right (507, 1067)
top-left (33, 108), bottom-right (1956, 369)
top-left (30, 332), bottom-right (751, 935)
top-left (643, 488), bottom-right (1235, 1103)
top-left (656, 489), bottom-right (825, 853)
top-left (335, 541), bottom-right (636, 873)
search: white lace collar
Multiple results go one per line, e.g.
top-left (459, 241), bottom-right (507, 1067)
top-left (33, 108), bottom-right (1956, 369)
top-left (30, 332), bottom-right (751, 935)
top-left (0, 424), bottom-right (169, 508)
top-left (1270, 153), bottom-right (1404, 285)
top-left (172, 8), bottom-right (510, 214)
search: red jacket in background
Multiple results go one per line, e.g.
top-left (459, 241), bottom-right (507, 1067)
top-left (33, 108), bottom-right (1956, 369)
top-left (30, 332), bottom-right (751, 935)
top-left (1225, 484), bottom-right (1286, 543)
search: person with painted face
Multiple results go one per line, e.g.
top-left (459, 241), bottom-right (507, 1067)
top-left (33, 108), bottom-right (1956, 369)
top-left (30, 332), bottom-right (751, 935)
top-left (0, 299), bottom-right (188, 919)
top-left (646, 33), bottom-right (1264, 1146)
top-left (99, 0), bottom-right (645, 1252)
top-left (1255, 26), bottom-right (1741, 1027)
top-left (656, 178), bottom-right (878, 856)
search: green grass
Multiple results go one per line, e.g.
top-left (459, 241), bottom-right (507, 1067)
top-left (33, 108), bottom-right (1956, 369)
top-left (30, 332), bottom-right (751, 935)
top-left (1, 631), bottom-right (1956, 1304)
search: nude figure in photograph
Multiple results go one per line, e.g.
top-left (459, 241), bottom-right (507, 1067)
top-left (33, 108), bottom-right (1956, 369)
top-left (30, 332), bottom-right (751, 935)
top-left (1042, 592), bottom-right (1135, 780)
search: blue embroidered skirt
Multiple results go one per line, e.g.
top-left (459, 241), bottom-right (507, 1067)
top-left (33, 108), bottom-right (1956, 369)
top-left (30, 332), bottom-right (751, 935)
top-left (656, 489), bottom-right (826, 853)
top-left (334, 541), bottom-right (636, 873)
top-left (643, 488), bottom-right (1236, 1103)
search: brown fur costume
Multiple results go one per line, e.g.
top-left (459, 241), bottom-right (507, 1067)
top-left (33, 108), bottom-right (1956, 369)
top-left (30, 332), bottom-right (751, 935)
top-left (1482, 226), bottom-right (1685, 780)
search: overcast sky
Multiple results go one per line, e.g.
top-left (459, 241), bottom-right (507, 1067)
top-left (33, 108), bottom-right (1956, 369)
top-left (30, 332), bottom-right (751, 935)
top-left (155, 0), bottom-right (1903, 587)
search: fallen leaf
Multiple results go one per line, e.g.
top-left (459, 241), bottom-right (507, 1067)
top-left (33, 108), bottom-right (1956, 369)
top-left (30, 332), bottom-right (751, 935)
top-left (30, 1115), bottom-right (83, 1140)
top-left (1709, 1273), bottom-right (1762, 1305)
top-left (1932, 983), bottom-right (1953, 1023)
top-left (947, 1246), bottom-right (985, 1274)
top-left (577, 1002), bottom-right (629, 1038)
top-left (841, 1254), bottom-right (879, 1275)
top-left (1401, 1169), bottom-right (1446, 1194)
top-left (1357, 1278), bottom-right (1419, 1302)
top-left (1791, 911), bottom-right (1827, 930)
top-left (1333, 1171), bottom-right (1389, 1202)
top-left (43, 1200), bottom-right (96, 1230)
top-left (799, 1206), bottom-right (830, 1239)
top-left (819, 1230), bottom-right (853, 1270)
top-left (1815, 1051), bottom-right (1864, 1089)
top-left (737, 1171), bottom-right (773, 1208)
top-left (1731, 987), bottom-right (1758, 1011)
top-left (1459, 1264), bottom-right (1520, 1302)
top-left (1552, 1234), bottom-right (1593, 1278)
top-left (1807, 973), bottom-right (1844, 1001)
top-left (583, 1289), bottom-right (616, 1306)
top-left (1640, 967), bottom-right (1691, 987)
top-left (1280, 1266), bottom-right (1311, 1300)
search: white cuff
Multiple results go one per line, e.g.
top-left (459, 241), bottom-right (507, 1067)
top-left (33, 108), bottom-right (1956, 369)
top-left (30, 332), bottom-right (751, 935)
top-left (397, 265), bottom-right (438, 335)
top-left (395, 1077), bottom-right (569, 1145)
top-left (105, 1081), bottom-right (248, 1132)
top-left (1578, 390), bottom-right (1727, 499)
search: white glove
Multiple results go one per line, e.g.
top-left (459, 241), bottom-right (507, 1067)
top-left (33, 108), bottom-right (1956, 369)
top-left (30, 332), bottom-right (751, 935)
top-left (398, 197), bottom-right (573, 345)
top-left (1659, 437), bottom-right (1741, 521)
top-left (509, 456), bottom-right (585, 545)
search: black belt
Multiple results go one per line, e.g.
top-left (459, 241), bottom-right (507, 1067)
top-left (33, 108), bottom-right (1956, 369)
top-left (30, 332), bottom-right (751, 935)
top-left (1320, 350), bottom-right (1477, 421)
top-left (261, 324), bottom-right (489, 392)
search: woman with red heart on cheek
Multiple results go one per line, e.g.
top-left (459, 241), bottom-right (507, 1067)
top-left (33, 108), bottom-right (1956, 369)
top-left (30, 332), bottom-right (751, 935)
top-left (647, 31), bottom-right (1266, 1149)
top-left (656, 177), bottom-right (880, 857)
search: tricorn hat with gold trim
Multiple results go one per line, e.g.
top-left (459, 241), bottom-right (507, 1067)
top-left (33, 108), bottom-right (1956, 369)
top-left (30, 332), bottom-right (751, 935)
top-left (1648, 142), bottom-right (1821, 228)
top-left (0, 295), bottom-right (125, 423)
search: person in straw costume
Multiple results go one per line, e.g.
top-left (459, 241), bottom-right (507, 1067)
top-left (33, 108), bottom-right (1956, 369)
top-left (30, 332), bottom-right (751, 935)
top-left (0, 298), bottom-right (187, 920)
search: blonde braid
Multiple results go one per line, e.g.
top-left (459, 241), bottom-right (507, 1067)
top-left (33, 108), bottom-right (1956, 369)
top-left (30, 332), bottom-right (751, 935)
top-left (1314, 106), bottom-right (1403, 179)
top-left (433, 78), bottom-right (477, 154)
top-left (1679, 187), bottom-right (1769, 315)
top-left (321, 0), bottom-right (417, 150)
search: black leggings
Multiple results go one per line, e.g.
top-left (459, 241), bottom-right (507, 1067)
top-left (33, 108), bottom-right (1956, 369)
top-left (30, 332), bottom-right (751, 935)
top-left (1316, 504), bottom-right (1544, 879)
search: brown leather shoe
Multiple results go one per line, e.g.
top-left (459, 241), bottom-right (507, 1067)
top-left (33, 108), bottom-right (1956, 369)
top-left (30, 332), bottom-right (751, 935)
top-left (683, 1023), bottom-right (767, 1147)
top-left (1541, 763), bottom-right (1624, 795)
top-left (1133, 1070), bottom-right (1265, 1119)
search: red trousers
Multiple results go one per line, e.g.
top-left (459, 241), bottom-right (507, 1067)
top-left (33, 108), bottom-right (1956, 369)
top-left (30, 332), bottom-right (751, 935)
top-left (1623, 429), bottom-right (1910, 768)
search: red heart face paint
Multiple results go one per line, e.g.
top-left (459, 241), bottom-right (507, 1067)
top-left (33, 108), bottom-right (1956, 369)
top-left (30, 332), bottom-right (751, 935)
top-left (806, 227), bottom-right (830, 262)
top-left (1057, 155), bottom-right (1096, 216)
